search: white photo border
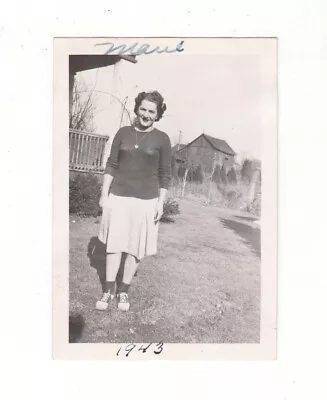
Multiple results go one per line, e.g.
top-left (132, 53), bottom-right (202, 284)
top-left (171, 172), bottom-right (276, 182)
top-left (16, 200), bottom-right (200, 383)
top-left (53, 37), bottom-right (277, 360)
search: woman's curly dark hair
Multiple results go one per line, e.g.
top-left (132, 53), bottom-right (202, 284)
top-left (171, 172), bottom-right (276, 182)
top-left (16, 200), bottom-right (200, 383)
top-left (134, 91), bottom-right (167, 121)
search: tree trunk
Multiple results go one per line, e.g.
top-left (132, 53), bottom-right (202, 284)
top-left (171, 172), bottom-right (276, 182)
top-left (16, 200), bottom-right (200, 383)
top-left (181, 168), bottom-right (189, 198)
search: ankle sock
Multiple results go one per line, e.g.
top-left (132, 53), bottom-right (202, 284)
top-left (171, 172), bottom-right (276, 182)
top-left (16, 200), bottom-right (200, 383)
top-left (118, 282), bottom-right (130, 294)
top-left (105, 281), bottom-right (116, 293)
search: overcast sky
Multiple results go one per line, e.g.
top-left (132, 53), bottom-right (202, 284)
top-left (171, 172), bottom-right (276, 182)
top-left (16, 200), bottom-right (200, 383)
top-left (77, 53), bottom-right (265, 159)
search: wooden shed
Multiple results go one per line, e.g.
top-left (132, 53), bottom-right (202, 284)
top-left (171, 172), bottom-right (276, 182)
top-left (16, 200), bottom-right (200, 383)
top-left (175, 133), bottom-right (236, 175)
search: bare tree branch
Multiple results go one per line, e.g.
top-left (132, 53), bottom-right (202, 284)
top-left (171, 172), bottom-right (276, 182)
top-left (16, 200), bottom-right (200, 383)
top-left (70, 79), bottom-right (96, 132)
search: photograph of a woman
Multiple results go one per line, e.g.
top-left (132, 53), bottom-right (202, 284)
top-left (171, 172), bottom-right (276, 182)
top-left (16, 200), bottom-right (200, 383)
top-left (95, 90), bottom-right (172, 312)
top-left (64, 43), bottom-right (276, 349)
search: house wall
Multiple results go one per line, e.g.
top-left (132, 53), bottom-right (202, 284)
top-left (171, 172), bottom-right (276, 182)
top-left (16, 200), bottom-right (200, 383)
top-left (221, 153), bottom-right (235, 170)
top-left (177, 136), bottom-right (214, 173)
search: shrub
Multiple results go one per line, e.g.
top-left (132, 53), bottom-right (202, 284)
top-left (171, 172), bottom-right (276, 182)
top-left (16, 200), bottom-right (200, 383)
top-left (241, 159), bottom-right (253, 183)
top-left (69, 172), bottom-right (101, 217)
top-left (69, 173), bottom-right (181, 221)
top-left (224, 187), bottom-right (243, 207)
top-left (250, 192), bottom-right (261, 216)
top-left (161, 198), bottom-right (180, 223)
top-left (220, 166), bottom-right (227, 184)
top-left (227, 167), bottom-right (237, 185)
top-left (177, 165), bottom-right (200, 183)
top-left (171, 155), bottom-right (180, 179)
top-left (171, 176), bottom-right (261, 216)
top-left (212, 165), bottom-right (221, 183)
top-left (187, 167), bottom-right (194, 182)
top-left (177, 164), bottom-right (187, 179)
top-left (193, 165), bottom-right (204, 184)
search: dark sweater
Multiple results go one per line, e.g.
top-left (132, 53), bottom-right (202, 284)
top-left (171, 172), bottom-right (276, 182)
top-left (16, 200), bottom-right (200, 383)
top-left (104, 126), bottom-right (172, 200)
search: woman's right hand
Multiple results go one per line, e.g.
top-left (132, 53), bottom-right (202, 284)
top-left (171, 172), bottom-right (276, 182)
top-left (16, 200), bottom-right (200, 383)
top-left (99, 194), bottom-right (109, 209)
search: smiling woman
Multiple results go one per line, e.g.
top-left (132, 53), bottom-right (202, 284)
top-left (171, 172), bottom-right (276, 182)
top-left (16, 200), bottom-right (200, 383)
top-left (57, 38), bottom-right (278, 356)
top-left (95, 90), bottom-right (172, 312)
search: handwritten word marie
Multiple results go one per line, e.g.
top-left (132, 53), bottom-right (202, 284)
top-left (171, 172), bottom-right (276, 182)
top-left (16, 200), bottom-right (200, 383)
top-left (95, 41), bottom-right (185, 56)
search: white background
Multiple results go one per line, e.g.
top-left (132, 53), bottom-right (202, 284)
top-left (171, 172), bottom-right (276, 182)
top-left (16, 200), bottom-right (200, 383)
top-left (1, 0), bottom-right (327, 399)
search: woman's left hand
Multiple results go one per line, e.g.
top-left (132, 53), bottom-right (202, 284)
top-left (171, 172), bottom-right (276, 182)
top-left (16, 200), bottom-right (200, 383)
top-left (154, 200), bottom-right (164, 223)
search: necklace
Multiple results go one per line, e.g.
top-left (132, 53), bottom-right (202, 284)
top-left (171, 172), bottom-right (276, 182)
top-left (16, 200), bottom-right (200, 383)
top-left (134, 127), bottom-right (153, 149)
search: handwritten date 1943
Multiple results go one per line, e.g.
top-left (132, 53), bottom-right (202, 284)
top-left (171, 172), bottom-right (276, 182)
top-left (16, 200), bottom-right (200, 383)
top-left (117, 343), bottom-right (164, 357)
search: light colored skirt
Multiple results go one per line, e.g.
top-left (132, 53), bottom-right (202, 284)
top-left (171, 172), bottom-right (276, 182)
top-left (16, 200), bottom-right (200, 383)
top-left (98, 194), bottom-right (159, 260)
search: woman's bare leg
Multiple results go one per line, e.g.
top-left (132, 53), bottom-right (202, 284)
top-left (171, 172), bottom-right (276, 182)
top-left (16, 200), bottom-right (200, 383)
top-left (121, 254), bottom-right (140, 284)
top-left (106, 252), bottom-right (123, 281)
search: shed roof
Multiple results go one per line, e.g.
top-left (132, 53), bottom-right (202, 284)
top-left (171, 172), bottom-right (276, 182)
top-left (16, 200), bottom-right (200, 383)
top-left (177, 134), bottom-right (236, 156)
top-left (203, 134), bottom-right (236, 156)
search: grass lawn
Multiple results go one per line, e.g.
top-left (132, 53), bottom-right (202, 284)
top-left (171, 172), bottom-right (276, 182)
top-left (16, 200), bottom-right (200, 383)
top-left (69, 199), bottom-right (260, 343)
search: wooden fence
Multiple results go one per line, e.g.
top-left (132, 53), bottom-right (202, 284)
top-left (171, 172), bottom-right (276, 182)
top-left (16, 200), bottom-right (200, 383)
top-left (69, 129), bottom-right (109, 172)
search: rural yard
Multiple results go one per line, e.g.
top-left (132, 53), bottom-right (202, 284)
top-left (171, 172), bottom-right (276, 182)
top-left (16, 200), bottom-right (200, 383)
top-left (69, 198), bottom-right (261, 344)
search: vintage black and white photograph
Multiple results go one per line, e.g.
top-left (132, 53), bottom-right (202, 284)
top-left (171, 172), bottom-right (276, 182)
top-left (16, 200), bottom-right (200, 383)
top-left (53, 38), bottom-right (277, 359)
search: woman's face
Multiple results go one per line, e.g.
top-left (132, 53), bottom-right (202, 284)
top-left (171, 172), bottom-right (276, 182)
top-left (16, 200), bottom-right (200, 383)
top-left (136, 99), bottom-right (158, 129)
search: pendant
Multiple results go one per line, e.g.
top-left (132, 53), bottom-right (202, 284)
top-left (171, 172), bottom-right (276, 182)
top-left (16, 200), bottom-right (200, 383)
top-left (135, 144), bottom-right (139, 149)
